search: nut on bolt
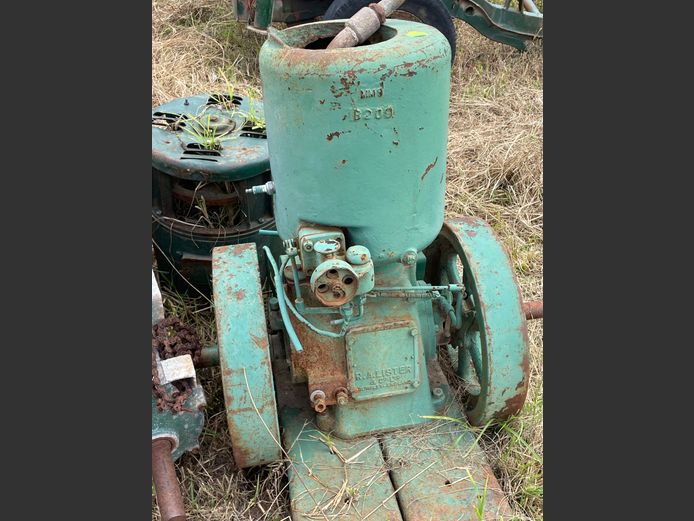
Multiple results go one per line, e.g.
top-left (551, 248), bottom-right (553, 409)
top-left (335, 388), bottom-right (349, 406)
top-left (401, 248), bottom-right (417, 266)
top-left (310, 390), bottom-right (327, 413)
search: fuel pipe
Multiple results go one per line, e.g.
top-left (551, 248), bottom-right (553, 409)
top-left (152, 438), bottom-right (187, 521)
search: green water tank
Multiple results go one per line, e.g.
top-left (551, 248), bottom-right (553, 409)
top-left (259, 20), bottom-right (451, 265)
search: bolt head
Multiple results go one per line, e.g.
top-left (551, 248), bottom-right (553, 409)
top-left (402, 250), bottom-right (417, 266)
top-left (303, 241), bottom-right (314, 252)
top-left (410, 328), bottom-right (418, 336)
top-left (432, 387), bottom-right (444, 397)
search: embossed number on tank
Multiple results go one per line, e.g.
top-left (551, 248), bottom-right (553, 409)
top-left (360, 82), bottom-right (384, 99)
top-left (352, 106), bottom-right (395, 121)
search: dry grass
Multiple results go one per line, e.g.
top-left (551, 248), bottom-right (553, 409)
top-left (446, 21), bottom-right (543, 520)
top-left (153, 2), bottom-right (543, 520)
top-left (152, 0), bottom-right (264, 106)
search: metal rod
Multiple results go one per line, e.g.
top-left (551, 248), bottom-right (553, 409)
top-left (197, 344), bottom-right (219, 367)
top-left (290, 255), bottom-right (304, 305)
top-left (152, 438), bottom-right (187, 521)
top-left (367, 291), bottom-right (434, 299)
top-left (372, 284), bottom-right (463, 292)
top-left (523, 300), bottom-right (543, 320)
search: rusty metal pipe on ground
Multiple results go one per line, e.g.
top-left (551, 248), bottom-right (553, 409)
top-left (152, 438), bottom-right (187, 521)
top-left (327, 0), bottom-right (406, 49)
top-left (523, 300), bottom-right (543, 320)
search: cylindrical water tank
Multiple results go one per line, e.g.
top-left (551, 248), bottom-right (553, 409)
top-left (259, 20), bottom-right (451, 265)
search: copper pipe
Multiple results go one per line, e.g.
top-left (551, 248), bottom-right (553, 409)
top-left (152, 438), bottom-right (187, 521)
top-left (523, 300), bottom-right (543, 320)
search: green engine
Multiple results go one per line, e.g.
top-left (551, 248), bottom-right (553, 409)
top-left (209, 18), bottom-right (535, 521)
top-left (214, 18), bottom-right (529, 459)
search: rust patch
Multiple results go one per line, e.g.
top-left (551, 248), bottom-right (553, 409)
top-left (319, 99), bottom-right (325, 104)
top-left (152, 317), bottom-right (201, 413)
top-left (234, 289), bottom-right (246, 300)
top-left (228, 423), bottom-right (253, 468)
top-left (368, 2), bottom-right (386, 22)
top-left (232, 243), bottom-right (254, 255)
top-left (289, 307), bottom-right (348, 406)
top-left (250, 333), bottom-right (269, 349)
top-left (331, 71), bottom-right (360, 98)
top-left (497, 391), bottom-right (527, 420)
top-left (523, 300), bottom-right (543, 320)
top-left (420, 156), bottom-right (439, 181)
top-left (326, 131), bottom-right (341, 141)
top-left (497, 352), bottom-right (529, 419)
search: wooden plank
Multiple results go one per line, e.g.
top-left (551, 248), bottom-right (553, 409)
top-left (382, 405), bottom-right (513, 521)
top-left (282, 408), bottom-right (403, 521)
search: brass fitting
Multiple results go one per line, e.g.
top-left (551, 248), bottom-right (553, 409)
top-left (310, 390), bottom-right (327, 413)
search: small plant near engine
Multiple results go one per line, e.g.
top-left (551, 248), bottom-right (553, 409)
top-left (182, 113), bottom-right (234, 150)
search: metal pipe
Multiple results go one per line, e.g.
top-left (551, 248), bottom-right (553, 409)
top-left (283, 290), bottom-right (348, 338)
top-left (523, 300), bottom-right (543, 320)
top-left (433, 291), bottom-right (461, 329)
top-left (152, 438), bottom-right (187, 521)
top-left (263, 246), bottom-right (304, 352)
top-left (197, 344), bottom-right (219, 367)
top-left (327, 0), bottom-right (406, 49)
top-left (252, 0), bottom-right (274, 30)
top-left (523, 0), bottom-right (541, 15)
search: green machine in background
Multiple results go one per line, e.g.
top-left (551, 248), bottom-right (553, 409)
top-left (152, 93), bottom-right (281, 295)
top-left (211, 18), bottom-right (542, 520)
top-left (233, 0), bottom-right (543, 58)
